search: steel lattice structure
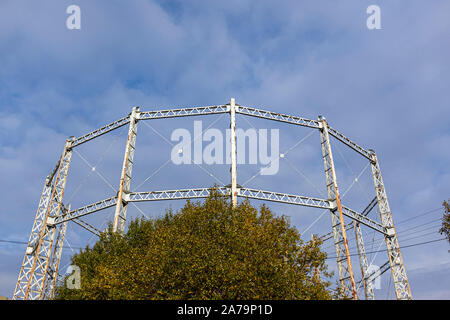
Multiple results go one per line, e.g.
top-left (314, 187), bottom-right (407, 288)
top-left (13, 99), bottom-right (412, 300)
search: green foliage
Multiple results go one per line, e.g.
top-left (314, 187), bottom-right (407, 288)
top-left (439, 200), bottom-right (450, 243)
top-left (55, 189), bottom-right (337, 300)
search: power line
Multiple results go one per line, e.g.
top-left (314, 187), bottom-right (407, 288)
top-left (0, 239), bottom-right (83, 250)
top-left (326, 238), bottom-right (447, 260)
top-left (340, 222), bottom-right (443, 253)
top-left (324, 227), bottom-right (441, 257)
top-left (337, 213), bottom-right (443, 251)
top-left (322, 217), bottom-right (438, 252)
top-left (398, 230), bottom-right (442, 243)
top-left (322, 206), bottom-right (443, 246)
top-left (0, 239), bottom-right (28, 245)
top-left (397, 218), bottom-right (442, 234)
top-left (395, 207), bottom-right (443, 225)
top-left (345, 226), bottom-right (442, 253)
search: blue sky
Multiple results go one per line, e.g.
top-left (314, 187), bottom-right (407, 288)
top-left (0, 0), bottom-right (449, 299)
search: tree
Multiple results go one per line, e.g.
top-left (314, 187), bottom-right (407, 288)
top-left (55, 189), bottom-right (338, 300)
top-left (439, 200), bottom-right (450, 243)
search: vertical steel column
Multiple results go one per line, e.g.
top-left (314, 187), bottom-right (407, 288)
top-left (318, 116), bottom-right (358, 299)
top-left (13, 178), bottom-right (54, 299)
top-left (13, 138), bottom-right (73, 300)
top-left (230, 98), bottom-right (238, 208)
top-left (113, 107), bottom-right (140, 233)
top-left (354, 222), bottom-right (374, 300)
top-left (44, 205), bottom-right (69, 299)
top-left (369, 151), bottom-right (412, 300)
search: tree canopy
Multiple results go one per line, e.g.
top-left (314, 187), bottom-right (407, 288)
top-left (55, 190), bottom-right (338, 300)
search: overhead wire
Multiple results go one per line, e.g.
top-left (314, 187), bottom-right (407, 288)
top-left (340, 216), bottom-right (443, 252)
top-left (325, 238), bottom-right (446, 260)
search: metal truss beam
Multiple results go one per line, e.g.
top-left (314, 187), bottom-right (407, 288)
top-left (47, 156), bottom-right (63, 187)
top-left (340, 206), bottom-right (384, 234)
top-left (139, 104), bottom-right (229, 120)
top-left (44, 212), bottom-right (100, 299)
top-left (53, 187), bottom-right (384, 235)
top-left (71, 115), bottom-right (130, 148)
top-left (69, 103), bottom-right (370, 163)
top-left (238, 188), bottom-right (331, 209)
top-left (53, 188), bottom-right (228, 225)
top-left (320, 196), bottom-right (378, 242)
top-left (327, 126), bottom-right (371, 160)
top-left (69, 105), bottom-right (229, 150)
top-left (13, 139), bottom-right (73, 300)
top-left (113, 107), bottom-right (139, 233)
top-left (369, 152), bottom-right (412, 300)
top-left (54, 196), bottom-right (118, 225)
top-left (230, 98), bottom-right (238, 207)
top-left (127, 188), bottom-right (229, 202)
top-left (237, 188), bottom-right (383, 234)
top-left (16, 100), bottom-right (408, 300)
top-left (44, 204), bottom-right (99, 300)
top-left (13, 181), bottom-right (53, 300)
top-left (354, 222), bottom-right (374, 300)
top-left (319, 117), bottom-right (357, 299)
top-left (44, 205), bottom-right (69, 300)
top-left (236, 105), bottom-right (320, 129)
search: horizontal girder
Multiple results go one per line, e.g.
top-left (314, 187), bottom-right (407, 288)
top-left (71, 115), bottom-right (131, 148)
top-left (55, 196), bottom-right (118, 224)
top-left (327, 126), bottom-right (371, 160)
top-left (236, 105), bottom-right (321, 129)
top-left (52, 187), bottom-right (385, 235)
top-left (139, 104), bottom-right (229, 120)
top-left (127, 187), bottom-right (229, 202)
top-left (239, 188), bottom-right (384, 234)
top-left (320, 196), bottom-right (378, 241)
top-left (68, 104), bottom-right (371, 161)
top-left (69, 105), bottom-right (229, 149)
top-left (238, 187), bottom-right (332, 209)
